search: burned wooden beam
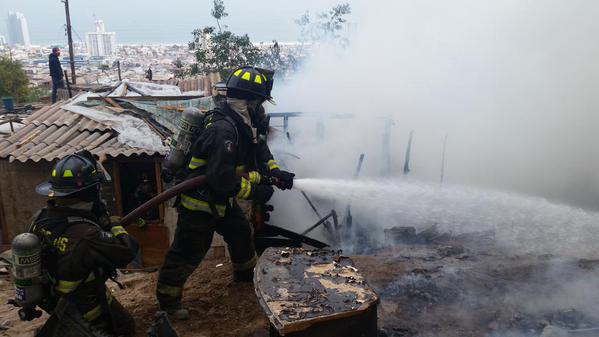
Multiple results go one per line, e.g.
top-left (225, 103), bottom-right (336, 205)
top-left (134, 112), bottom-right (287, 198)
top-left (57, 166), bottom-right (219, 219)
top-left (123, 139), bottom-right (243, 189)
top-left (255, 248), bottom-right (379, 337)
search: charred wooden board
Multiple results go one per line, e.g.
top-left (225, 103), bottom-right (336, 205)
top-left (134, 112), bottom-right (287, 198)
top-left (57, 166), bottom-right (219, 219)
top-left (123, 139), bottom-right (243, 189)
top-left (255, 248), bottom-right (379, 336)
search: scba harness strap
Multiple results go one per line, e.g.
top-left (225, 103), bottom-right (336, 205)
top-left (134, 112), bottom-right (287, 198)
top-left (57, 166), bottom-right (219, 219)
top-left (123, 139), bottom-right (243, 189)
top-left (181, 107), bottom-right (240, 218)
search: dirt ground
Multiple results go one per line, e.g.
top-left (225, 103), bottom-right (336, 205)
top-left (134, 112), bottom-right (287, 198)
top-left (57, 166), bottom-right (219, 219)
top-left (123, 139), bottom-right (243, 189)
top-left (2, 230), bottom-right (599, 337)
top-left (0, 255), bottom-right (270, 337)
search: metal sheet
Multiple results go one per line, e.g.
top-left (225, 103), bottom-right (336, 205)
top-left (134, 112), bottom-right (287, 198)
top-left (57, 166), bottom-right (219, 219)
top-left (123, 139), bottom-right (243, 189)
top-left (0, 100), bottom-right (163, 162)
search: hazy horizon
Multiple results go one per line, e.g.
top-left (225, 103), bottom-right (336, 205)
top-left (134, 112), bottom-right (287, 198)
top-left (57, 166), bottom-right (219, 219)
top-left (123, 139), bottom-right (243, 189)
top-left (0, 0), bottom-right (355, 45)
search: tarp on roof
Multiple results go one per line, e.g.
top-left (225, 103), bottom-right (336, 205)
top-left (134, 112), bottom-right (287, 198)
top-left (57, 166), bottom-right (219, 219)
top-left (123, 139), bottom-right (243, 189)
top-left (62, 93), bottom-right (168, 153)
top-left (0, 98), bottom-right (166, 163)
top-left (122, 96), bottom-right (216, 133)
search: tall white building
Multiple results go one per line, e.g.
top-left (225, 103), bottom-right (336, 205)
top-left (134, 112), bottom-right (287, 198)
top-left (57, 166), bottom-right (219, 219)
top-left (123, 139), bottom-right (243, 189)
top-left (6, 11), bottom-right (31, 47)
top-left (0, 35), bottom-right (6, 45)
top-left (86, 20), bottom-right (116, 57)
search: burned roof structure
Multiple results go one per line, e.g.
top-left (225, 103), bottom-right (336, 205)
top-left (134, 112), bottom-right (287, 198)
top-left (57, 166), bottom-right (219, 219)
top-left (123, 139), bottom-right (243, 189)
top-left (0, 98), bottom-right (165, 163)
top-left (0, 92), bottom-right (175, 250)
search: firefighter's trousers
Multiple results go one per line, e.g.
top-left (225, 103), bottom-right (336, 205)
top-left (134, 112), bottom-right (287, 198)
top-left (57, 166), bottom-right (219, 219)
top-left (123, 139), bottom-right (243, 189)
top-left (36, 297), bottom-right (134, 337)
top-left (156, 202), bottom-right (257, 310)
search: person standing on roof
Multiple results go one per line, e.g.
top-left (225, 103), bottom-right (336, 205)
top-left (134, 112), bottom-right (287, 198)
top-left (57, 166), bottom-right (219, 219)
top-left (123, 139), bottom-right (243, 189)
top-left (27, 151), bottom-right (136, 336)
top-left (156, 66), bottom-right (295, 320)
top-left (48, 47), bottom-right (64, 104)
top-left (146, 66), bottom-right (153, 81)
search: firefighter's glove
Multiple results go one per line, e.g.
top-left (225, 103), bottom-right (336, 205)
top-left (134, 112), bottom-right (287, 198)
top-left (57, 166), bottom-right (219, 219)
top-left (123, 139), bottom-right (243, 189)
top-left (272, 169), bottom-right (295, 190)
top-left (252, 184), bottom-right (274, 203)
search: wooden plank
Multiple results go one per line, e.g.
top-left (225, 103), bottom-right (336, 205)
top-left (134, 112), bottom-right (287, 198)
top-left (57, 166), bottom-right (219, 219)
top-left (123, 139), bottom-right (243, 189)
top-left (112, 161), bottom-right (124, 217)
top-left (127, 224), bottom-right (170, 267)
top-left (101, 97), bottom-right (123, 109)
top-left (86, 95), bottom-right (204, 102)
top-left (255, 248), bottom-right (379, 335)
top-left (0, 185), bottom-right (8, 247)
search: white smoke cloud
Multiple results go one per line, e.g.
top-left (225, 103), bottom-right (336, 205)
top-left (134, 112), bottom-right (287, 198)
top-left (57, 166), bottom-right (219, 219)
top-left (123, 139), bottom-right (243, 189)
top-left (267, 0), bottom-right (599, 239)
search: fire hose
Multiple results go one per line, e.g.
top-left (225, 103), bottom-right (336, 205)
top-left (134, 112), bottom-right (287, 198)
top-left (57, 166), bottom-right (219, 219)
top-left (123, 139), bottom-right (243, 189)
top-left (119, 175), bottom-right (208, 227)
top-left (119, 174), bottom-right (282, 227)
top-left (118, 174), bottom-right (328, 248)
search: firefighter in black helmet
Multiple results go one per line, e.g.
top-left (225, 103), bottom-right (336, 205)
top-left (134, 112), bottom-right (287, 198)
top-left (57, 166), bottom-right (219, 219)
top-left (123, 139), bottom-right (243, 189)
top-left (156, 66), bottom-right (295, 320)
top-left (26, 151), bottom-right (136, 337)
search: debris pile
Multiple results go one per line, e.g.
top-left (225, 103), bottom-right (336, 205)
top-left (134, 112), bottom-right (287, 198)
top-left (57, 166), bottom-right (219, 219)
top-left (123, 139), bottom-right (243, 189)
top-left (353, 226), bottom-right (599, 337)
top-left (2, 223), bottom-right (598, 337)
top-left (255, 248), bottom-right (378, 336)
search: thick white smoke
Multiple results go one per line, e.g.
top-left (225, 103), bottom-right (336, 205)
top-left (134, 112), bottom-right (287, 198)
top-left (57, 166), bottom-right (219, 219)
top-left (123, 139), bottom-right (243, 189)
top-left (266, 0), bottom-right (599, 247)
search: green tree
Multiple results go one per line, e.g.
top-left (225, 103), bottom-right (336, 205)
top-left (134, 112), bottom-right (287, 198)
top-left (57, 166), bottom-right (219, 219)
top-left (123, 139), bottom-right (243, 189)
top-left (0, 57), bottom-right (30, 102)
top-left (211, 0), bottom-right (228, 32)
top-left (296, 3), bottom-right (352, 47)
top-left (189, 1), bottom-right (263, 79)
top-left (190, 29), bottom-right (263, 79)
top-left (173, 59), bottom-right (189, 79)
top-left (262, 41), bottom-right (297, 79)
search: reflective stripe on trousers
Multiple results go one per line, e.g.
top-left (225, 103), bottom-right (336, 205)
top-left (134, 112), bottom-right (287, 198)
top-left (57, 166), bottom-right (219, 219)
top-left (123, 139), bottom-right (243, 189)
top-left (83, 288), bottom-right (113, 322)
top-left (232, 253), bottom-right (258, 272)
top-left (156, 282), bottom-right (183, 298)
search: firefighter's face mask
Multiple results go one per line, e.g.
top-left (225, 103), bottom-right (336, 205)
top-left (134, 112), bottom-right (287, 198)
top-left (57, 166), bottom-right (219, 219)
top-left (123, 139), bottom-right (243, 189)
top-left (250, 103), bottom-right (270, 136)
top-left (247, 99), bottom-right (264, 116)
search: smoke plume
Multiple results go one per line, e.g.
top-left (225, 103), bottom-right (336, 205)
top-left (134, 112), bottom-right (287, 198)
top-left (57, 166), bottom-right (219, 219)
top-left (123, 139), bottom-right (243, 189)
top-left (266, 0), bottom-right (599, 252)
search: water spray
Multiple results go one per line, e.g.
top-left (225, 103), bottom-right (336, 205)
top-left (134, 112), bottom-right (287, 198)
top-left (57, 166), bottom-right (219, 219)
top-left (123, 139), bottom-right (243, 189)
top-left (293, 178), bottom-right (599, 258)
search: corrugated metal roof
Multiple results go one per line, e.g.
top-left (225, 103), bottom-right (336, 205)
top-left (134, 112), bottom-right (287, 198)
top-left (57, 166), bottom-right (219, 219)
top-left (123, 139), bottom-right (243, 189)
top-left (0, 99), bottom-right (165, 163)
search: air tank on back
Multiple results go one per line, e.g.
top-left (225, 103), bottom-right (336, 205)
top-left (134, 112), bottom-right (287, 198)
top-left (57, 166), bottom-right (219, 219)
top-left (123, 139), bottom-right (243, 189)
top-left (162, 107), bottom-right (204, 181)
top-left (12, 233), bottom-right (44, 321)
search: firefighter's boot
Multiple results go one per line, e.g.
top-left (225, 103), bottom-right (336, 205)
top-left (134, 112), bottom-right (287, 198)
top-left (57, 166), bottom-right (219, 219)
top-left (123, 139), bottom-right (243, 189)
top-left (166, 308), bottom-right (190, 321)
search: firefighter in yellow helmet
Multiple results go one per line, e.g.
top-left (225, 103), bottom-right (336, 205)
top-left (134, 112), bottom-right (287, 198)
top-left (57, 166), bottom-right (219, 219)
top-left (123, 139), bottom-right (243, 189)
top-left (23, 151), bottom-right (136, 336)
top-left (156, 66), bottom-right (294, 320)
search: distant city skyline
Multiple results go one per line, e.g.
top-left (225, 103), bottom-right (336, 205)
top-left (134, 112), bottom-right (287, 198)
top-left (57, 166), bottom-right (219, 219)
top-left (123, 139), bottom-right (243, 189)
top-left (0, 0), bottom-right (357, 46)
top-left (6, 11), bottom-right (30, 47)
top-left (87, 20), bottom-right (116, 56)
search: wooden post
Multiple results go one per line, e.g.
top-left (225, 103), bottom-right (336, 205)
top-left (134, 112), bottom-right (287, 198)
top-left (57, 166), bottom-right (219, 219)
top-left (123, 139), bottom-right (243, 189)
top-left (112, 161), bottom-right (124, 216)
top-left (381, 118), bottom-right (392, 176)
top-left (440, 134), bottom-right (448, 186)
top-left (64, 70), bottom-right (72, 98)
top-left (403, 130), bottom-right (414, 175)
top-left (343, 153), bottom-right (365, 230)
top-left (154, 159), bottom-right (164, 222)
top-left (117, 60), bottom-right (122, 81)
top-left (0, 185), bottom-right (9, 247)
top-left (63, 0), bottom-right (77, 84)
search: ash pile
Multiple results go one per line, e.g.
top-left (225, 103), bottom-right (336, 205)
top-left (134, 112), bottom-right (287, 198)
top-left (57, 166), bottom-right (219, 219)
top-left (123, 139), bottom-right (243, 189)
top-left (342, 224), bottom-right (599, 337)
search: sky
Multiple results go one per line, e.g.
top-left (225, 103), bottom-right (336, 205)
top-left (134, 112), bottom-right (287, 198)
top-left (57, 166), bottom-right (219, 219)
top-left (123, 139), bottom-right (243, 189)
top-left (0, 0), bottom-right (355, 45)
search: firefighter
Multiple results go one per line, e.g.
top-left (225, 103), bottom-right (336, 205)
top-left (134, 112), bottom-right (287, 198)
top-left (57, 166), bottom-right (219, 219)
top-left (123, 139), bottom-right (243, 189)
top-left (30, 151), bottom-right (136, 337)
top-left (156, 66), bottom-right (294, 320)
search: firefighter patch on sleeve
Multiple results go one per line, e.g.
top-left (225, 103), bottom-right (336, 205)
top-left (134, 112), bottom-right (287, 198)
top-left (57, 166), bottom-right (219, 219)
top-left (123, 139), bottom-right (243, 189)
top-left (224, 140), bottom-right (234, 153)
top-left (99, 231), bottom-right (114, 241)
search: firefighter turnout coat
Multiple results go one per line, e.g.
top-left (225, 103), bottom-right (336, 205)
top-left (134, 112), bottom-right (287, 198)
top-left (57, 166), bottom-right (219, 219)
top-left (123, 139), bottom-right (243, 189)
top-left (30, 201), bottom-right (136, 336)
